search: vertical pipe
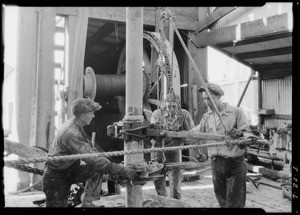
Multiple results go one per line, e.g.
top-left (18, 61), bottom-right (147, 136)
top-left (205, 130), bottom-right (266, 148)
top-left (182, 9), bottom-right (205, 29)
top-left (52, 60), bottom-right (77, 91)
top-left (124, 7), bottom-right (144, 207)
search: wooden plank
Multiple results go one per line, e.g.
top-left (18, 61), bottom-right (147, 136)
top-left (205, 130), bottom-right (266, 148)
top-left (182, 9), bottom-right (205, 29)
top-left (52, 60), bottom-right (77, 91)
top-left (195, 12), bottom-right (293, 47)
top-left (4, 139), bottom-right (47, 158)
top-left (246, 162), bottom-right (290, 180)
top-left (255, 62), bottom-right (292, 70)
top-left (195, 7), bottom-right (237, 33)
top-left (261, 69), bottom-right (292, 80)
top-left (58, 7), bottom-right (199, 31)
top-left (268, 114), bottom-right (292, 120)
top-left (217, 32), bottom-right (292, 48)
top-left (165, 161), bottom-right (210, 171)
top-left (56, 7), bottom-right (78, 16)
top-left (236, 47), bottom-right (292, 59)
top-left (258, 109), bottom-right (274, 115)
top-left (65, 15), bottom-right (77, 118)
top-left (247, 148), bottom-right (282, 161)
top-left (68, 7), bottom-right (89, 110)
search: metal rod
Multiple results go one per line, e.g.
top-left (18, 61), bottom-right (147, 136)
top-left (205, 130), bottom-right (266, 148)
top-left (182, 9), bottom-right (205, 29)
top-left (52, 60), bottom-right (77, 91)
top-left (237, 70), bottom-right (254, 107)
top-left (169, 19), bottom-right (229, 134)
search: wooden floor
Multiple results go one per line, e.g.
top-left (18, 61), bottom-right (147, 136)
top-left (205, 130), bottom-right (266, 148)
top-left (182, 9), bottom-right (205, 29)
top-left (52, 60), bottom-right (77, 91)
top-left (4, 169), bottom-right (291, 212)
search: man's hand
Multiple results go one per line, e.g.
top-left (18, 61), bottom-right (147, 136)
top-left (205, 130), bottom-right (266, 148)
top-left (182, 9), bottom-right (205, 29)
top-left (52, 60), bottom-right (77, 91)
top-left (228, 128), bottom-right (243, 138)
top-left (122, 167), bottom-right (138, 181)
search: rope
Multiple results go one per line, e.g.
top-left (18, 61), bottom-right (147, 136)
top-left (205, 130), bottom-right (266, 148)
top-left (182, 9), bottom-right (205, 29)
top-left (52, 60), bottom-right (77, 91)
top-left (5, 142), bottom-right (229, 166)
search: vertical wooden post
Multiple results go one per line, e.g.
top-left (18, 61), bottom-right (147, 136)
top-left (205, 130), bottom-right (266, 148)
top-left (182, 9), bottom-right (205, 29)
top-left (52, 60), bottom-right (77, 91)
top-left (67, 7), bottom-right (89, 117)
top-left (124, 7), bottom-right (144, 207)
top-left (258, 72), bottom-right (263, 130)
top-left (13, 7), bottom-right (40, 191)
top-left (187, 33), bottom-right (208, 159)
top-left (31, 7), bottom-right (57, 187)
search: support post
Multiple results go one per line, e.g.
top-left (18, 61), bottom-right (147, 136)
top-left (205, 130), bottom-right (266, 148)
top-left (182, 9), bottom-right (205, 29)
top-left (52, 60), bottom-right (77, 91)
top-left (124, 7), bottom-right (144, 207)
top-left (258, 72), bottom-right (263, 130)
top-left (237, 70), bottom-right (254, 107)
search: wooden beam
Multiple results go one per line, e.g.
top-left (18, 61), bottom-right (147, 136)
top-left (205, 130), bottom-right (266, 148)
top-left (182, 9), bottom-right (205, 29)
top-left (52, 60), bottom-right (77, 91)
top-left (195, 7), bottom-right (237, 34)
top-left (266, 114), bottom-right (292, 120)
top-left (165, 161), bottom-right (210, 171)
top-left (246, 162), bottom-right (290, 180)
top-left (4, 139), bottom-right (47, 158)
top-left (258, 109), bottom-right (274, 115)
top-left (85, 23), bottom-right (115, 51)
top-left (261, 69), bottom-right (292, 79)
top-left (57, 7), bottom-right (200, 31)
top-left (217, 32), bottom-right (292, 48)
top-left (195, 12), bottom-right (293, 47)
top-left (68, 7), bottom-right (89, 115)
top-left (255, 62), bottom-right (292, 70)
top-left (236, 47), bottom-right (292, 59)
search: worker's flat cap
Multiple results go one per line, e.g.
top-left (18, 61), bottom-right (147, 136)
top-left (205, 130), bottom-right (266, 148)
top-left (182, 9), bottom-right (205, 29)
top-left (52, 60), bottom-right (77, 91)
top-left (198, 82), bottom-right (224, 96)
top-left (71, 98), bottom-right (102, 116)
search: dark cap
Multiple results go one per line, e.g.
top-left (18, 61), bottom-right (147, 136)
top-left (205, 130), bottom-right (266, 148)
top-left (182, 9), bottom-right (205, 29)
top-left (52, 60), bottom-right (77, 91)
top-left (71, 98), bottom-right (102, 117)
top-left (198, 82), bottom-right (224, 96)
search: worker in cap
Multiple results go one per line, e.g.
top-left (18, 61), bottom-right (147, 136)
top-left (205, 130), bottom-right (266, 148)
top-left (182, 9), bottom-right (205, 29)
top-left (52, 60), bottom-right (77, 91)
top-left (191, 82), bottom-right (257, 208)
top-left (150, 90), bottom-right (197, 200)
top-left (42, 98), bottom-right (137, 207)
top-left (198, 82), bottom-right (224, 96)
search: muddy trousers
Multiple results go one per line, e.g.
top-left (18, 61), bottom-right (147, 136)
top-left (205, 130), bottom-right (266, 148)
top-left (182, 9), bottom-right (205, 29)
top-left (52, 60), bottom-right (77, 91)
top-left (152, 150), bottom-right (182, 200)
top-left (42, 162), bottom-right (103, 207)
top-left (211, 155), bottom-right (247, 208)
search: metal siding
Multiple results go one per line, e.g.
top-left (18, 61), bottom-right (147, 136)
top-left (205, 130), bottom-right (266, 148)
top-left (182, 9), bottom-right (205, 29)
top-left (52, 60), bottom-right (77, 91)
top-left (262, 76), bottom-right (292, 128)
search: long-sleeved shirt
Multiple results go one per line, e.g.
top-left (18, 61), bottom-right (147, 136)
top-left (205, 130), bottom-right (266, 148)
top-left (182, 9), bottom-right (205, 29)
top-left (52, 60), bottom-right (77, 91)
top-left (47, 117), bottom-right (123, 175)
top-left (191, 103), bottom-right (252, 158)
top-left (151, 108), bottom-right (195, 146)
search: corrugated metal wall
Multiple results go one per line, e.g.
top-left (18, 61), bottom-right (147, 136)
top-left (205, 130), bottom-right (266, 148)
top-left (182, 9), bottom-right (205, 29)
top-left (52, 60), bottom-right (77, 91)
top-left (262, 76), bottom-right (292, 128)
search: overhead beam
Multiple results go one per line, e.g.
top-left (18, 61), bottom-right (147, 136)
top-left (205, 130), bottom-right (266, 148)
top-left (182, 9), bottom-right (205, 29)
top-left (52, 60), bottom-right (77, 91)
top-left (255, 62), bottom-right (292, 70)
top-left (260, 68), bottom-right (292, 79)
top-left (57, 7), bottom-right (200, 31)
top-left (195, 7), bottom-right (237, 34)
top-left (85, 23), bottom-right (115, 51)
top-left (217, 32), bottom-right (292, 48)
top-left (235, 46), bottom-right (292, 59)
top-left (195, 12), bottom-right (293, 47)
